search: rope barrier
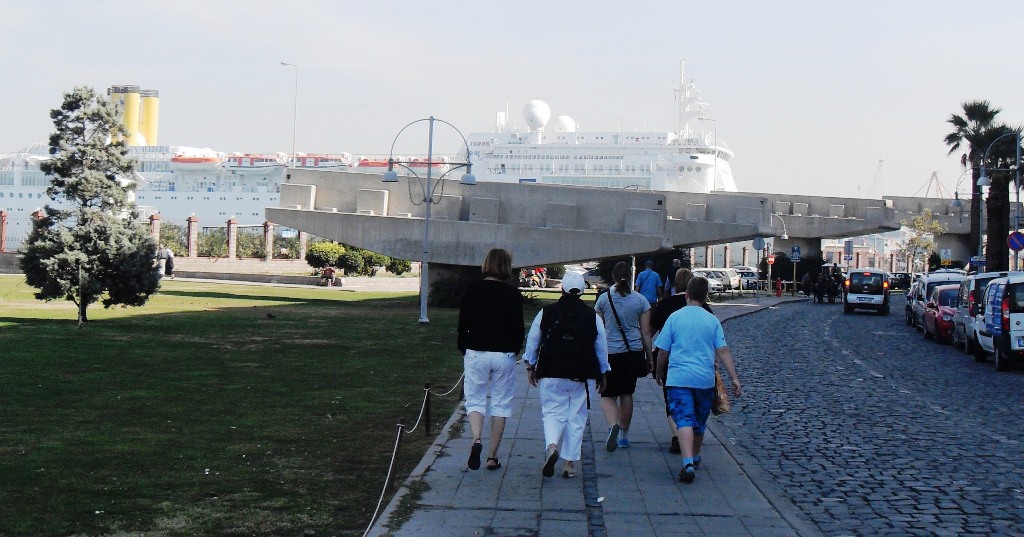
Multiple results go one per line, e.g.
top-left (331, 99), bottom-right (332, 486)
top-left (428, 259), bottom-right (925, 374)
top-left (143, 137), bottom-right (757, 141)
top-left (360, 372), bottom-right (465, 535)
top-left (362, 417), bottom-right (406, 537)
top-left (428, 373), bottom-right (465, 397)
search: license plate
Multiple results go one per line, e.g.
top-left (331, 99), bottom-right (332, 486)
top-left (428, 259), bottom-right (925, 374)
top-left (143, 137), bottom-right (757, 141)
top-left (857, 297), bottom-right (872, 302)
top-left (1017, 336), bottom-right (1024, 348)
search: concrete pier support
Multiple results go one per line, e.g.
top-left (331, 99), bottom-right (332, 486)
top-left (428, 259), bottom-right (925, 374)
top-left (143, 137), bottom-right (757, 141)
top-left (186, 215), bottom-right (199, 258)
top-left (227, 217), bottom-right (238, 259)
top-left (0, 210), bottom-right (7, 253)
top-left (149, 214), bottom-right (160, 245)
top-left (264, 221), bottom-right (275, 261)
top-left (704, 246), bottom-right (712, 268)
top-left (723, 244), bottom-right (731, 267)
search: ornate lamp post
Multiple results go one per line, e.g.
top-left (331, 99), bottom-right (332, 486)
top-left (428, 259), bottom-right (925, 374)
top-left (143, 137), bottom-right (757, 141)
top-left (280, 62), bottom-right (299, 169)
top-left (383, 116), bottom-right (476, 323)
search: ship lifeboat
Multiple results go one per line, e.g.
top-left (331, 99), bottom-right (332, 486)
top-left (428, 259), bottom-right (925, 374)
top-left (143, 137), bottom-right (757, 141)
top-left (223, 154), bottom-right (286, 174)
top-left (294, 153), bottom-right (353, 168)
top-left (356, 158), bottom-right (391, 168)
top-left (169, 155), bottom-right (222, 172)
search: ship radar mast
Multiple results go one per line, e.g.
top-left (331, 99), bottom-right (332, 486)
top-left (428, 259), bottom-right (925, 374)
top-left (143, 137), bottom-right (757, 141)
top-left (674, 58), bottom-right (710, 141)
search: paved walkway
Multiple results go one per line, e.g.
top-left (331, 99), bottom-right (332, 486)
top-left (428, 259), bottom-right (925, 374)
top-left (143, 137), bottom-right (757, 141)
top-left (369, 294), bottom-right (823, 537)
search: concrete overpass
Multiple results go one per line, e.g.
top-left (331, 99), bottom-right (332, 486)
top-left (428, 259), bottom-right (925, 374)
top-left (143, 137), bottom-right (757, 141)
top-left (265, 170), bottom-right (905, 272)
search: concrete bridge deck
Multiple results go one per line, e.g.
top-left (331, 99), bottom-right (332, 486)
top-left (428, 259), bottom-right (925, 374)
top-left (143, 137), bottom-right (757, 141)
top-left (265, 170), bottom-right (905, 268)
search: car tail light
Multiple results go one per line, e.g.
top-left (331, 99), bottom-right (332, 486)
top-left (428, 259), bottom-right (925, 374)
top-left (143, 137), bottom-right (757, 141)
top-left (844, 279), bottom-right (850, 287)
top-left (883, 281), bottom-right (889, 289)
top-left (1003, 296), bottom-right (1011, 332)
top-left (969, 290), bottom-right (976, 315)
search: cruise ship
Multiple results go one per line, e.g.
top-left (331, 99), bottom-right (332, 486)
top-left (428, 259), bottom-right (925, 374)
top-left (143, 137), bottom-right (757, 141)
top-left (463, 61), bottom-right (737, 193)
top-left (2, 63), bottom-right (736, 249)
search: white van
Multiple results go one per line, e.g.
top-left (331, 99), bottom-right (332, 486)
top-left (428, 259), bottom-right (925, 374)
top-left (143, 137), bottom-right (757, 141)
top-left (842, 268), bottom-right (890, 314)
top-left (976, 274), bottom-right (1024, 371)
top-left (709, 267), bottom-right (741, 290)
top-left (953, 271), bottom-right (1017, 355)
top-left (911, 273), bottom-right (966, 329)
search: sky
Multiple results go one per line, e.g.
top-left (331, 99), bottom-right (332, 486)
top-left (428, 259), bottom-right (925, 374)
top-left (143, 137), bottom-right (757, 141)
top-left (2, 0), bottom-right (1022, 199)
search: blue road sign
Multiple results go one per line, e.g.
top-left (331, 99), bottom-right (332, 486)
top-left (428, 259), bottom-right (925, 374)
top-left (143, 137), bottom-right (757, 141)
top-left (753, 237), bottom-right (766, 250)
top-left (1009, 231), bottom-right (1024, 252)
top-left (791, 245), bottom-right (801, 260)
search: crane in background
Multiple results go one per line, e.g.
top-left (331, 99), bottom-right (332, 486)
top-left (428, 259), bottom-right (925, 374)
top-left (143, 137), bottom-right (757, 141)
top-left (859, 159), bottom-right (885, 198)
top-left (912, 171), bottom-right (953, 198)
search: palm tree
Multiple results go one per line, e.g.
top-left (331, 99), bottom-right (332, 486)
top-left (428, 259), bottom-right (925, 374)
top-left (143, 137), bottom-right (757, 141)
top-left (982, 125), bottom-right (1022, 272)
top-left (945, 100), bottom-right (1001, 261)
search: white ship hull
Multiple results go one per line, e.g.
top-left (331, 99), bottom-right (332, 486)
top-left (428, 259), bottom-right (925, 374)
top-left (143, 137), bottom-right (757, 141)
top-left (464, 61), bottom-right (737, 195)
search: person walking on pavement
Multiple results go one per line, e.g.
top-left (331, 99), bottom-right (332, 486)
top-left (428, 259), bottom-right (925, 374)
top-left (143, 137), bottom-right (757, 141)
top-left (650, 268), bottom-right (713, 454)
top-left (457, 248), bottom-right (525, 471)
top-left (163, 246), bottom-right (175, 279)
top-left (635, 259), bottom-right (660, 305)
top-left (662, 258), bottom-right (682, 299)
top-left (654, 276), bottom-right (742, 483)
top-left (594, 261), bottom-right (653, 452)
top-left (524, 272), bottom-right (610, 478)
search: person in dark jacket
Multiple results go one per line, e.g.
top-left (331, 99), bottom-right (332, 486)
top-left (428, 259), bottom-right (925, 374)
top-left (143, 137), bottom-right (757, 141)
top-left (523, 272), bottom-right (610, 478)
top-left (457, 248), bottom-right (525, 471)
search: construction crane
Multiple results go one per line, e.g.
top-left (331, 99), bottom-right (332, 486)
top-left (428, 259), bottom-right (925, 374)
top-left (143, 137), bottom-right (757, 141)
top-left (859, 159), bottom-right (884, 198)
top-left (912, 171), bottom-right (953, 198)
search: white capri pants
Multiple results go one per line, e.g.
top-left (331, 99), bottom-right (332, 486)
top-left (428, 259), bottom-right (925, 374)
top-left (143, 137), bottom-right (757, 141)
top-left (538, 377), bottom-right (593, 462)
top-left (463, 349), bottom-right (517, 418)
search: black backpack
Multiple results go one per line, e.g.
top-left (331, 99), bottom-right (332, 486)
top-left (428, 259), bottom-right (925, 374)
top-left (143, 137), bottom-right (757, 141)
top-left (535, 296), bottom-right (601, 381)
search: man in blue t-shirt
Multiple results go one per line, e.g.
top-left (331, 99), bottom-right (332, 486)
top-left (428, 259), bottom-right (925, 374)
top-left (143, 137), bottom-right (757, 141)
top-left (634, 260), bottom-right (660, 305)
top-left (654, 276), bottom-right (742, 484)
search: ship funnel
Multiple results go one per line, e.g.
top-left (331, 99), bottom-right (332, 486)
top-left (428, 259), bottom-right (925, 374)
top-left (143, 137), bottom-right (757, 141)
top-left (139, 89), bottom-right (159, 146)
top-left (107, 85), bottom-right (159, 146)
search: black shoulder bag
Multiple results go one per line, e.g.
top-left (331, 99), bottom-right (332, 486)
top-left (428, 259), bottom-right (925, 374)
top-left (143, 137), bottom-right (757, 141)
top-left (607, 292), bottom-right (649, 378)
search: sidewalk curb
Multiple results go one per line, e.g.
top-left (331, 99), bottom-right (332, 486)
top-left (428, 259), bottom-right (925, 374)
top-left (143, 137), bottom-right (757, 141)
top-left (366, 404), bottom-right (466, 537)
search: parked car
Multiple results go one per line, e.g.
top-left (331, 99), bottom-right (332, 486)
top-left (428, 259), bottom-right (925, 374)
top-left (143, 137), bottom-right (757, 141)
top-left (890, 272), bottom-right (913, 290)
top-left (905, 280), bottom-right (921, 325)
top-left (736, 269), bottom-right (760, 290)
top-left (842, 268), bottom-right (890, 314)
top-left (582, 268), bottom-right (606, 289)
top-left (922, 284), bottom-right (959, 343)
top-left (910, 273), bottom-right (967, 329)
top-left (975, 275), bottom-right (1024, 371)
top-left (691, 269), bottom-right (725, 294)
top-left (709, 267), bottom-right (741, 290)
top-left (952, 271), bottom-right (1017, 354)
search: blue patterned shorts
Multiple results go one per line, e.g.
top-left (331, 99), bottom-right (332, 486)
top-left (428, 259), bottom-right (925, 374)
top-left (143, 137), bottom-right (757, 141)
top-left (666, 386), bottom-right (715, 435)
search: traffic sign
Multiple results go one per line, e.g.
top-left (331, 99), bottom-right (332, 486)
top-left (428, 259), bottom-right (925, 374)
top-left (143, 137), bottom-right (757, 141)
top-left (844, 255), bottom-right (854, 261)
top-left (790, 245), bottom-right (801, 261)
top-left (1009, 231), bottom-right (1024, 252)
top-left (753, 237), bottom-right (766, 250)
top-left (767, 255), bottom-right (775, 265)
top-left (971, 256), bottom-right (986, 266)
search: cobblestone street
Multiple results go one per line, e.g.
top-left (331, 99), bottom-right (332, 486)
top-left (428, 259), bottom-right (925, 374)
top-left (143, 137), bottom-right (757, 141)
top-left (715, 294), bottom-right (1024, 536)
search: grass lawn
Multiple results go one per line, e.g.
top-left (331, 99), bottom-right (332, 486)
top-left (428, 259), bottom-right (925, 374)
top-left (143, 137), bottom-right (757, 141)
top-left (0, 276), bottom-right (468, 536)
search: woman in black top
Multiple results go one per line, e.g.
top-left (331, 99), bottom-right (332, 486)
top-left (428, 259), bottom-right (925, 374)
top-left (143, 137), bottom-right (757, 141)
top-left (457, 248), bottom-right (525, 471)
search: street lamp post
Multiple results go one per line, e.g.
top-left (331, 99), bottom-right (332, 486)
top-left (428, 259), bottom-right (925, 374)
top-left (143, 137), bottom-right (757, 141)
top-left (978, 131), bottom-right (1022, 269)
top-left (280, 62), bottom-right (298, 169)
top-left (383, 116), bottom-right (476, 324)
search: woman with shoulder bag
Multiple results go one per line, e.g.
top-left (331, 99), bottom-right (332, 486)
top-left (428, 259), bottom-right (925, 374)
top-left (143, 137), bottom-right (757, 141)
top-left (593, 261), bottom-right (653, 451)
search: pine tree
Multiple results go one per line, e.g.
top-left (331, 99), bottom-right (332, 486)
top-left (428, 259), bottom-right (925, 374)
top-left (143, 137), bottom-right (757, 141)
top-left (19, 86), bottom-right (161, 326)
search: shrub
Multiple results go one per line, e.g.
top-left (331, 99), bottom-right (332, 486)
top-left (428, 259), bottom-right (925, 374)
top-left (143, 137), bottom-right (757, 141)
top-left (305, 242), bottom-right (346, 271)
top-left (360, 251), bottom-right (390, 277)
top-left (386, 258), bottom-right (412, 276)
top-left (338, 250), bottom-right (364, 275)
